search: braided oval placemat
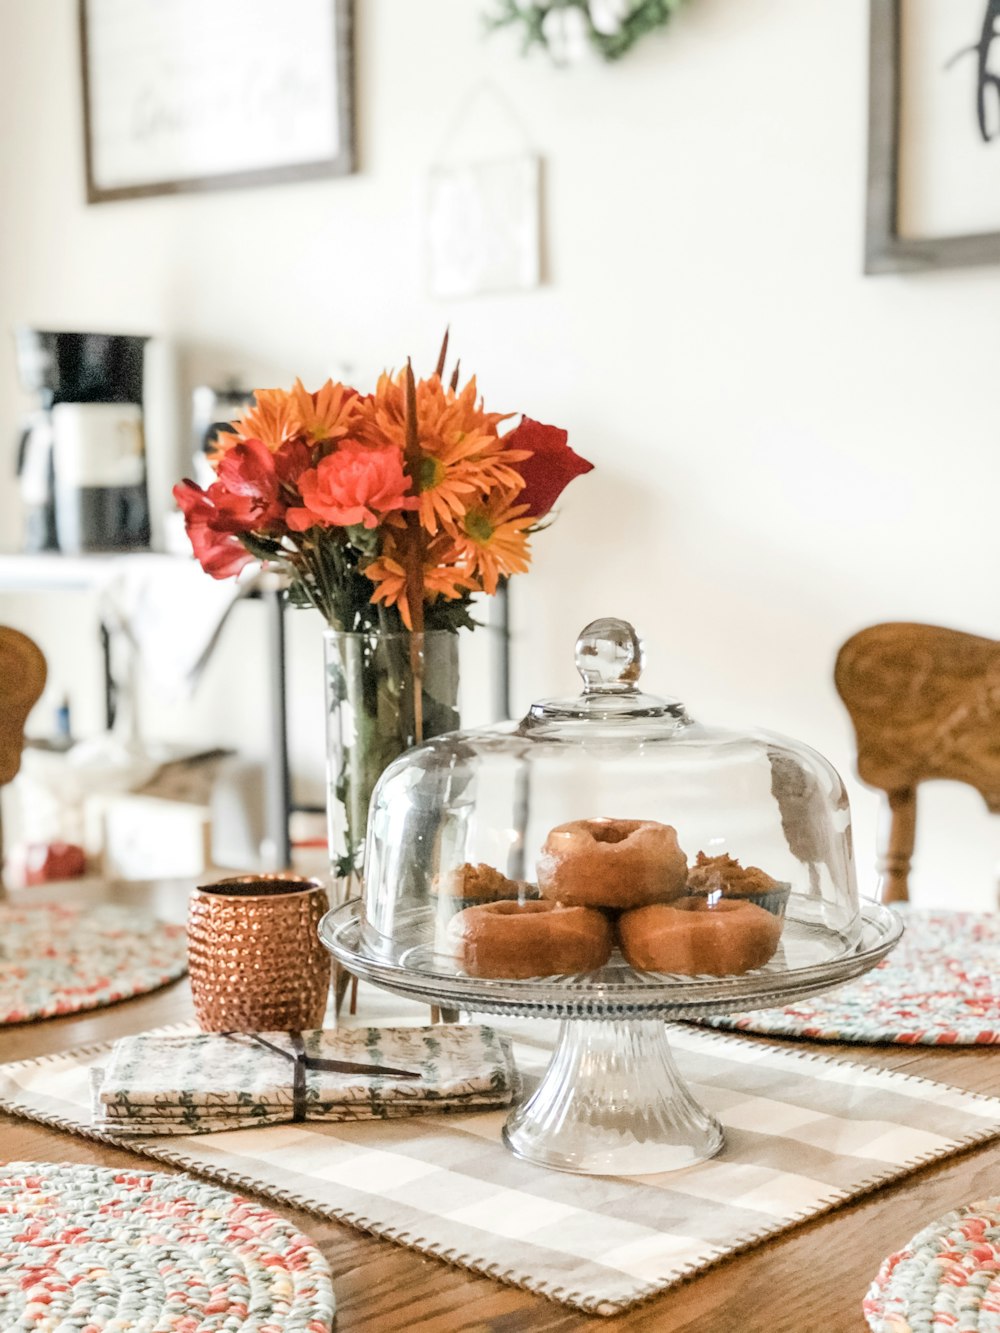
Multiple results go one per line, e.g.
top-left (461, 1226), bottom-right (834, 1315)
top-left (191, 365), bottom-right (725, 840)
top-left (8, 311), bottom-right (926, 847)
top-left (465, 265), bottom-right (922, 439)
top-left (0, 901), bottom-right (187, 1025)
top-left (703, 910), bottom-right (1000, 1045)
top-left (0, 1161), bottom-right (334, 1330)
top-left (864, 1198), bottom-right (1000, 1332)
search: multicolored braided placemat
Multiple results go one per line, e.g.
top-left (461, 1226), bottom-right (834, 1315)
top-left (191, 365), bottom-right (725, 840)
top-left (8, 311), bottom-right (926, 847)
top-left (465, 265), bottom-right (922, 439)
top-left (703, 910), bottom-right (1000, 1045)
top-left (0, 1161), bottom-right (334, 1330)
top-left (864, 1198), bottom-right (1000, 1332)
top-left (0, 902), bottom-right (187, 1025)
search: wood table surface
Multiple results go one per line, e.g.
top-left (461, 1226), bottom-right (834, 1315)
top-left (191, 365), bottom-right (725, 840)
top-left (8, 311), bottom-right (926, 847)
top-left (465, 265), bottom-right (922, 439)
top-left (2, 880), bottom-right (1000, 1332)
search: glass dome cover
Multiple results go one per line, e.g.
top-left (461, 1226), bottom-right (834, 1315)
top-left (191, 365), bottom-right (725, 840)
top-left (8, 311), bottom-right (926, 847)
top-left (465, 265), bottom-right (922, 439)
top-left (361, 617), bottom-right (861, 987)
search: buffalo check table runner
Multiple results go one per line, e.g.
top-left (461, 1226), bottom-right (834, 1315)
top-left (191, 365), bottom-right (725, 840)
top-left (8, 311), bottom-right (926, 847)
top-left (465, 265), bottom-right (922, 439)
top-left (2, 1014), bottom-right (1000, 1317)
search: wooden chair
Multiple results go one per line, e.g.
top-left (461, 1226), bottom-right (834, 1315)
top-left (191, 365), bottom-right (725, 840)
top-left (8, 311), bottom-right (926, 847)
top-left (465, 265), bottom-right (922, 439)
top-left (835, 622), bottom-right (1000, 903)
top-left (0, 628), bottom-right (47, 894)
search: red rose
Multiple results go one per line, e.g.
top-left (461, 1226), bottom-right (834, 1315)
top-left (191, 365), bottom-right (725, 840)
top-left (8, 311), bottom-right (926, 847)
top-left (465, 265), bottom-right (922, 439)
top-left (287, 444), bottom-right (419, 532)
top-left (505, 417), bottom-right (593, 518)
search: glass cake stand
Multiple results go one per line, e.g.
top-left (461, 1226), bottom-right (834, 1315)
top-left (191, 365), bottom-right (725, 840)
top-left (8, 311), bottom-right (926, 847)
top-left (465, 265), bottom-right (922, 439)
top-left (320, 898), bottom-right (903, 1176)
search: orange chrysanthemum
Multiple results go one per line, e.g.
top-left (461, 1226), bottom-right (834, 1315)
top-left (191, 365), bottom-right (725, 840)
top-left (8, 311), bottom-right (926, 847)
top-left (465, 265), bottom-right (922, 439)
top-left (356, 372), bottom-right (529, 535)
top-left (365, 532), bottom-right (474, 630)
top-left (289, 378), bottom-right (360, 448)
top-left (215, 387), bottom-right (302, 458)
top-left (447, 489), bottom-right (532, 595)
top-left (212, 379), bottom-right (359, 462)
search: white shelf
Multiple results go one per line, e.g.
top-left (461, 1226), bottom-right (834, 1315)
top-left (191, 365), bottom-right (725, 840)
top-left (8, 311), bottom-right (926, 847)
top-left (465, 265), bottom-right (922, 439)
top-left (0, 551), bottom-right (190, 593)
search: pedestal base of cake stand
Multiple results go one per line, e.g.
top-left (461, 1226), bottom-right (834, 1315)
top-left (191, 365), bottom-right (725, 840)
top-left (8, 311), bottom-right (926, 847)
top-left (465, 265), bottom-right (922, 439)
top-left (502, 1019), bottom-right (724, 1176)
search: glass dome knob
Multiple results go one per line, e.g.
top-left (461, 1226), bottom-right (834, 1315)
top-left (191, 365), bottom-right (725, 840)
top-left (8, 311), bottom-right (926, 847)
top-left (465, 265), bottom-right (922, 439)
top-left (575, 618), bottom-right (645, 694)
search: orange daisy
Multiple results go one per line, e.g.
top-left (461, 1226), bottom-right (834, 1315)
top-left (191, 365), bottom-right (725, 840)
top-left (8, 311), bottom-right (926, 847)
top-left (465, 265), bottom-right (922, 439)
top-left (356, 371), bottom-right (529, 535)
top-left (215, 387), bottom-right (302, 458)
top-left (289, 378), bottom-right (361, 448)
top-left (447, 489), bottom-right (532, 595)
top-left (365, 531), bottom-right (474, 629)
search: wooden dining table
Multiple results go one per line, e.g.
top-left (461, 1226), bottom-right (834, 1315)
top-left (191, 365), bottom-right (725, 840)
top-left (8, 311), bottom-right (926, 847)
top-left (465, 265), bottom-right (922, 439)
top-left (2, 877), bottom-right (999, 1332)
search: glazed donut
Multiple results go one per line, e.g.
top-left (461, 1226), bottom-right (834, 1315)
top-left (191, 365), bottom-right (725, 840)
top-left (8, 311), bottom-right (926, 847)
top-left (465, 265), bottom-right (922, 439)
top-left (618, 896), bottom-right (782, 976)
top-left (446, 900), bottom-right (613, 979)
top-left (537, 818), bottom-right (687, 910)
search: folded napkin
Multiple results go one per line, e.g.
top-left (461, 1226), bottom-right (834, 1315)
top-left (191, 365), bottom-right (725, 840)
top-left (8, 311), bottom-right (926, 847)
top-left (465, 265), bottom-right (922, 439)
top-left (93, 1025), bottom-right (519, 1136)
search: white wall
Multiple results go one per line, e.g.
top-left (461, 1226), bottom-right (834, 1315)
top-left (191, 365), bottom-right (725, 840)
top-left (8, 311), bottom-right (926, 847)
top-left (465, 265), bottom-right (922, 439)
top-left (2, 0), bottom-right (1000, 903)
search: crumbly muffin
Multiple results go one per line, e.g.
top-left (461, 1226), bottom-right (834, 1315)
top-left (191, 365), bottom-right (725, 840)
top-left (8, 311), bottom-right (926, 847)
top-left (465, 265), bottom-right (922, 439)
top-left (687, 852), bottom-right (778, 896)
top-left (686, 852), bottom-right (789, 918)
top-left (433, 862), bottom-right (535, 904)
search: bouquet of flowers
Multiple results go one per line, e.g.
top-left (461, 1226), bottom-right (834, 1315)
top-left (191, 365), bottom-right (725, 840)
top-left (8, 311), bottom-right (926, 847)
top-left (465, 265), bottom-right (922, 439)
top-left (175, 339), bottom-right (593, 882)
top-left (173, 337), bottom-right (592, 638)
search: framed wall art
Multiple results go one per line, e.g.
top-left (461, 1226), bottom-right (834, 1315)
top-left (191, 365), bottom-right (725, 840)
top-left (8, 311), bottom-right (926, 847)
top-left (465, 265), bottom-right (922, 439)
top-left (866, 0), bottom-right (1000, 272)
top-left (426, 155), bottom-right (542, 300)
top-left (79, 0), bottom-right (355, 203)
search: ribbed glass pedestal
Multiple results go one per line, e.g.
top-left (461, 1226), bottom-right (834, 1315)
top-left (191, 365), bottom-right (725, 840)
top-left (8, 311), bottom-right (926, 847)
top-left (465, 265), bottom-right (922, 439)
top-left (502, 1020), bottom-right (724, 1175)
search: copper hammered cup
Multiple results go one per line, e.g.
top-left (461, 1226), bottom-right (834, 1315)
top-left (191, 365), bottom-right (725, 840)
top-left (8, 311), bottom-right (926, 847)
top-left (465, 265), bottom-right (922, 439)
top-left (187, 875), bottom-right (332, 1031)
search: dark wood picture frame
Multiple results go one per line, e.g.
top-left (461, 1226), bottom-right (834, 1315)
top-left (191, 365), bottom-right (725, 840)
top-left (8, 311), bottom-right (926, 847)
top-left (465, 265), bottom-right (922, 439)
top-left (866, 0), bottom-right (1000, 273)
top-left (79, 0), bottom-right (355, 204)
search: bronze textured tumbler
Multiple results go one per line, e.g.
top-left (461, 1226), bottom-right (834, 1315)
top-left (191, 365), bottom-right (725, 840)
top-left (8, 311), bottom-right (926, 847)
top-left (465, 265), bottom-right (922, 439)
top-left (188, 875), bottom-right (332, 1031)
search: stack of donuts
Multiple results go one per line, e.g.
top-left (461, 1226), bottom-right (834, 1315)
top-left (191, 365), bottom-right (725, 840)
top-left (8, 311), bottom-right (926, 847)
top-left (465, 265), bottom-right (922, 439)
top-left (443, 818), bottom-right (785, 980)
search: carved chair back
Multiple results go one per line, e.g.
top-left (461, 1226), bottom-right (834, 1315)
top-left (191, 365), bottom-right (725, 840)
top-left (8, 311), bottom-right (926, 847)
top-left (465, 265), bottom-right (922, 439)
top-left (0, 628), bottom-right (47, 894)
top-left (835, 622), bottom-right (1000, 903)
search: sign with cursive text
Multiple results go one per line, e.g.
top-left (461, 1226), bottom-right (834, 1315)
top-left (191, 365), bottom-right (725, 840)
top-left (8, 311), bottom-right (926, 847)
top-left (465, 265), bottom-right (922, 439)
top-left (79, 0), bottom-right (354, 203)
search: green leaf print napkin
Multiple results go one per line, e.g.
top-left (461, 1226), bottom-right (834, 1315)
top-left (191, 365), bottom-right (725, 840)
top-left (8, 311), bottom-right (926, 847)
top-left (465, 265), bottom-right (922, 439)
top-left (93, 1025), bottom-right (519, 1135)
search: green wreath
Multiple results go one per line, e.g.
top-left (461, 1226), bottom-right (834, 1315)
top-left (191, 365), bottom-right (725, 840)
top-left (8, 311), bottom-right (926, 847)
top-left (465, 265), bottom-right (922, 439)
top-left (487, 0), bottom-right (687, 63)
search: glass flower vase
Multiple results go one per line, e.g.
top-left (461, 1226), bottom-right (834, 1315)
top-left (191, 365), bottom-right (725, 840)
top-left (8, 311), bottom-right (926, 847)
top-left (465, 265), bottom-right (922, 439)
top-left (324, 628), bottom-right (461, 902)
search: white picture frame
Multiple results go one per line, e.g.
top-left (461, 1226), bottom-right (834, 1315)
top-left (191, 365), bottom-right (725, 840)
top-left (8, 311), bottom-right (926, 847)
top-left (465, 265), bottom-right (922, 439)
top-left (427, 154), bottom-right (542, 300)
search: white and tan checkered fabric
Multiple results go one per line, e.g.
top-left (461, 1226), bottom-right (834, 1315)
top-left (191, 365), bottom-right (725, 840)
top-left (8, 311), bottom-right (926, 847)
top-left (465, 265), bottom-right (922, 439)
top-left (2, 1003), bottom-right (999, 1316)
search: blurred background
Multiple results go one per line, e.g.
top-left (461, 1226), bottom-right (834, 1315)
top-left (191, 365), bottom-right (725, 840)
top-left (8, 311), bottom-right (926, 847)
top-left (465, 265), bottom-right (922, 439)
top-left (1, 0), bottom-right (998, 903)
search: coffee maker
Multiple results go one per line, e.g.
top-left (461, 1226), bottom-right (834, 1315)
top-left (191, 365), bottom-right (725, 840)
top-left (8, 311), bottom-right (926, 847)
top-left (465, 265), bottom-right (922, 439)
top-left (15, 329), bottom-right (151, 553)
